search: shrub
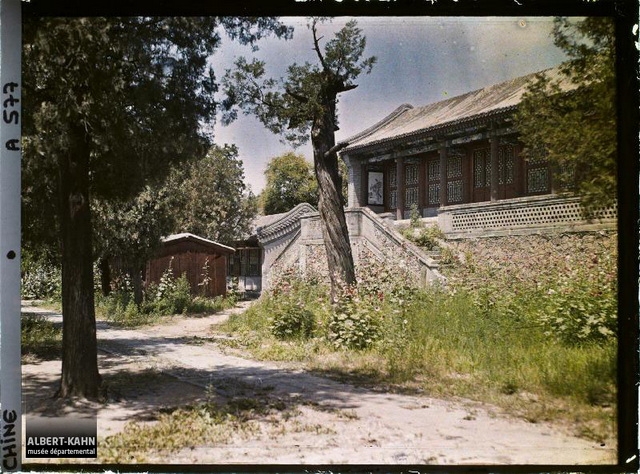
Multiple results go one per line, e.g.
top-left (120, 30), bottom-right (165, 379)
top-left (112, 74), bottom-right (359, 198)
top-left (269, 296), bottom-right (316, 340)
top-left (328, 284), bottom-right (382, 350)
top-left (409, 203), bottom-right (424, 228)
top-left (400, 225), bottom-right (444, 252)
top-left (267, 270), bottom-right (318, 340)
top-left (21, 260), bottom-right (61, 301)
top-left (534, 266), bottom-right (616, 345)
top-left (144, 269), bottom-right (192, 316)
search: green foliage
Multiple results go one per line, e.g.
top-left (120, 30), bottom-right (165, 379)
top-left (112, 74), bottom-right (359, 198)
top-left (261, 152), bottom-right (318, 215)
top-left (269, 298), bottom-right (316, 340)
top-left (145, 273), bottom-right (192, 316)
top-left (414, 227), bottom-right (443, 251)
top-left (21, 314), bottom-right (62, 361)
top-left (267, 270), bottom-right (320, 340)
top-left (400, 225), bottom-right (444, 252)
top-left (169, 144), bottom-right (257, 244)
top-left (97, 264), bottom-right (232, 327)
top-left (534, 265), bottom-right (616, 345)
top-left (443, 233), bottom-right (617, 347)
top-left (220, 233), bottom-right (617, 442)
top-left (93, 184), bottom-right (175, 275)
top-left (222, 19), bottom-right (376, 145)
top-left (515, 17), bottom-right (616, 212)
top-left (409, 203), bottom-right (424, 228)
top-left (21, 257), bottom-right (62, 301)
top-left (328, 284), bottom-right (382, 350)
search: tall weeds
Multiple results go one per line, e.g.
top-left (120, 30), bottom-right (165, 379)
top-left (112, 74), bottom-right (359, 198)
top-left (220, 232), bottom-right (617, 440)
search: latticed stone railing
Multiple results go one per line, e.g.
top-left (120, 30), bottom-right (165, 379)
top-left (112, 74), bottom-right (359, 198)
top-left (438, 194), bottom-right (617, 239)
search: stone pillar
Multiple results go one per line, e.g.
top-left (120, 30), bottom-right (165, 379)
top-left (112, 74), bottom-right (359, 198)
top-left (439, 142), bottom-right (447, 207)
top-left (396, 156), bottom-right (405, 220)
top-left (490, 124), bottom-right (499, 202)
top-left (343, 154), bottom-right (361, 208)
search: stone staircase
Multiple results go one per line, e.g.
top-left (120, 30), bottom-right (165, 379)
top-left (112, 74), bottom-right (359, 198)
top-left (258, 206), bottom-right (446, 291)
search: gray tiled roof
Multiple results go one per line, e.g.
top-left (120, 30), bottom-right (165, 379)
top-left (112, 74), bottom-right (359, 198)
top-left (342, 67), bottom-right (572, 153)
top-left (162, 233), bottom-right (236, 253)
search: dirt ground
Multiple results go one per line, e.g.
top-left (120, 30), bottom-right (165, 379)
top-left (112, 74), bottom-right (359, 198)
top-left (21, 302), bottom-right (617, 467)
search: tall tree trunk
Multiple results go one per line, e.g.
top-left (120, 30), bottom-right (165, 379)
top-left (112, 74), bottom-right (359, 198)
top-left (57, 124), bottom-right (101, 400)
top-left (312, 92), bottom-right (356, 298)
top-left (99, 257), bottom-right (111, 297)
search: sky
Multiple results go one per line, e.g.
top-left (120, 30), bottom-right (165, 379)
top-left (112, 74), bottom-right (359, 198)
top-left (211, 17), bottom-right (569, 194)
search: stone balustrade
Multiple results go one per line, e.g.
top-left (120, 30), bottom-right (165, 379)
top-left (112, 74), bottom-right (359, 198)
top-left (438, 194), bottom-right (617, 239)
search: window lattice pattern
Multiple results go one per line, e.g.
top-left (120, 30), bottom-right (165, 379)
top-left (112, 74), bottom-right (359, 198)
top-left (428, 183), bottom-right (440, 206)
top-left (406, 187), bottom-right (419, 206)
top-left (527, 168), bottom-right (549, 194)
top-left (474, 149), bottom-right (487, 188)
top-left (389, 190), bottom-right (397, 209)
top-left (447, 180), bottom-right (463, 203)
top-left (406, 164), bottom-right (419, 186)
top-left (447, 155), bottom-right (462, 179)
top-left (389, 167), bottom-right (397, 188)
top-left (498, 145), bottom-right (515, 185)
top-left (428, 160), bottom-right (440, 181)
top-left (450, 200), bottom-right (617, 232)
top-left (527, 155), bottom-right (548, 167)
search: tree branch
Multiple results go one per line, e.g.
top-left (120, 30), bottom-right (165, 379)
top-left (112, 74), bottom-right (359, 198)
top-left (337, 83), bottom-right (358, 94)
top-left (311, 19), bottom-right (329, 72)
top-left (324, 141), bottom-right (349, 158)
top-left (285, 87), bottom-right (309, 104)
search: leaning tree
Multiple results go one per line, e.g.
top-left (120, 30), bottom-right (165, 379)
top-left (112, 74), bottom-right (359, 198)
top-left (23, 16), bottom-right (291, 399)
top-left (222, 18), bottom-right (376, 294)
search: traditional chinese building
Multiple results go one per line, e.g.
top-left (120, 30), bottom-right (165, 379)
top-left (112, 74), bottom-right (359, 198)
top-left (340, 68), bottom-right (573, 220)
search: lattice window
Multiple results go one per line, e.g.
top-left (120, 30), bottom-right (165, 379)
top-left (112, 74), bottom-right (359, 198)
top-left (498, 144), bottom-right (515, 185)
top-left (389, 167), bottom-right (397, 187)
top-left (527, 168), bottom-right (549, 194)
top-left (404, 163), bottom-right (419, 208)
top-left (247, 249), bottom-right (261, 276)
top-left (389, 190), bottom-right (397, 209)
top-left (474, 149), bottom-right (489, 188)
top-left (447, 180), bottom-right (463, 203)
top-left (406, 187), bottom-right (419, 207)
top-left (447, 155), bottom-right (462, 179)
top-left (426, 158), bottom-right (440, 206)
top-left (428, 183), bottom-right (440, 206)
top-left (428, 160), bottom-right (439, 181)
top-left (526, 154), bottom-right (550, 195)
top-left (387, 166), bottom-right (397, 209)
top-left (406, 164), bottom-right (419, 186)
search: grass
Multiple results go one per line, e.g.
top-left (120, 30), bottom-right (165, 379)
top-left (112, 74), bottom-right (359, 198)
top-left (216, 232), bottom-right (618, 444)
top-left (96, 289), bottom-right (236, 328)
top-left (98, 391), bottom-right (300, 463)
top-left (21, 314), bottom-right (62, 362)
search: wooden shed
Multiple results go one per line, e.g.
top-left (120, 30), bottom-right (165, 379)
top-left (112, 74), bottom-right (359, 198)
top-left (146, 233), bottom-right (235, 298)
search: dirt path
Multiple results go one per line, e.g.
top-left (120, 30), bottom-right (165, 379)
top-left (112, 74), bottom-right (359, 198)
top-left (21, 302), bottom-right (616, 466)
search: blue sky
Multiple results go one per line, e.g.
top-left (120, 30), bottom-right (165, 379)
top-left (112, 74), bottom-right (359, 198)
top-left (212, 16), bottom-right (569, 194)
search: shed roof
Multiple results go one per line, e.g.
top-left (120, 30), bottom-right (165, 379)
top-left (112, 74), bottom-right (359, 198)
top-left (162, 233), bottom-right (235, 254)
top-left (341, 67), bottom-right (573, 153)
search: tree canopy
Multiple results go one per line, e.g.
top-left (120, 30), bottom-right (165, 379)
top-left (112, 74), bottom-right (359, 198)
top-left (22, 16), bottom-right (291, 399)
top-left (170, 144), bottom-right (257, 243)
top-left (261, 152), bottom-right (318, 215)
top-left (515, 17), bottom-right (616, 212)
